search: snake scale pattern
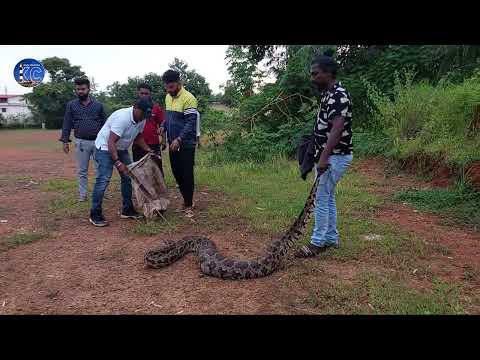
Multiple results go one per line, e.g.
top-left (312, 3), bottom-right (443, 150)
top-left (144, 176), bottom-right (320, 280)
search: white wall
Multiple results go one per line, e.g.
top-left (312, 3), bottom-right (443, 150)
top-left (2, 105), bottom-right (31, 115)
top-left (0, 96), bottom-right (32, 117)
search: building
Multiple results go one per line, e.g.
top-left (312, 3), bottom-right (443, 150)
top-left (0, 94), bottom-right (31, 116)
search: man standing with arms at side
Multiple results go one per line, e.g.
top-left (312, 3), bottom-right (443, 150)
top-left (60, 77), bottom-right (107, 202)
top-left (296, 51), bottom-right (354, 257)
top-left (159, 70), bottom-right (198, 218)
top-left (89, 97), bottom-right (155, 227)
top-left (132, 83), bottom-right (166, 175)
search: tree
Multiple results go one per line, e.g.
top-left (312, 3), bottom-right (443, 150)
top-left (42, 57), bottom-right (85, 82)
top-left (24, 57), bottom-right (86, 129)
top-left (423, 45), bottom-right (480, 83)
top-left (169, 58), bottom-right (212, 97)
top-left (236, 45), bottom-right (289, 77)
top-left (210, 93), bottom-right (224, 102)
top-left (168, 57), bottom-right (188, 77)
top-left (217, 44), bottom-right (480, 162)
top-left (107, 59), bottom-right (213, 114)
top-left (219, 80), bottom-right (241, 107)
top-left (107, 73), bottom-right (165, 111)
top-left (225, 46), bottom-right (265, 98)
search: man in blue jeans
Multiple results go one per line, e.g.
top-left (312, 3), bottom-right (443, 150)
top-left (296, 51), bottom-right (354, 257)
top-left (89, 97), bottom-right (155, 227)
top-left (60, 77), bottom-right (107, 202)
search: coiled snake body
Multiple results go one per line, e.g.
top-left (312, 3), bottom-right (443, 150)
top-left (144, 177), bottom-right (319, 280)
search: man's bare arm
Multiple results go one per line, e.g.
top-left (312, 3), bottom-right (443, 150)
top-left (318, 116), bottom-right (345, 172)
top-left (133, 133), bottom-right (152, 152)
top-left (107, 132), bottom-right (129, 175)
top-left (323, 116), bottom-right (345, 155)
top-left (108, 132), bottom-right (121, 161)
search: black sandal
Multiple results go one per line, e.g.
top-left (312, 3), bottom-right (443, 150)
top-left (295, 243), bottom-right (327, 258)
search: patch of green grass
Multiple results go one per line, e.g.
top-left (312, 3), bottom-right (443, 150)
top-left (0, 231), bottom-right (48, 251)
top-left (132, 214), bottom-right (186, 236)
top-left (394, 182), bottom-right (480, 227)
top-left (195, 154), bottom-right (382, 234)
top-left (298, 271), bottom-right (466, 314)
top-left (47, 196), bottom-right (90, 218)
top-left (41, 179), bottom-right (77, 192)
top-left (43, 178), bottom-right (88, 217)
top-left (195, 151), bottom-right (426, 267)
top-left (326, 218), bottom-right (429, 268)
top-left (196, 156), bottom-right (308, 232)
top-left (43, 177), bottom-right (121, 218)
top-left (360, 274), bottom-right (465, 314)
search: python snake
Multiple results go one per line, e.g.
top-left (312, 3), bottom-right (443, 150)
top-left (144, 176), bottom-right (320, 280)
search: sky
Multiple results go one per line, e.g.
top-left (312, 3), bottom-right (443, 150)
top-left (0, 45), bottom-right (230, 95)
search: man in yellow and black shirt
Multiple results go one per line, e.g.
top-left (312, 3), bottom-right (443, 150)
top-left (159, 70), bottom-right (198, 218)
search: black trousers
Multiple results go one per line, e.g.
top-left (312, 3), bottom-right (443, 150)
top-left (132, 143), bottom-right (164, 177)
top-left (169, 147), bottom-right (195, 207)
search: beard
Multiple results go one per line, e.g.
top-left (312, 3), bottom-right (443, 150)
top-left (78, 93), bottom-right (89, 101)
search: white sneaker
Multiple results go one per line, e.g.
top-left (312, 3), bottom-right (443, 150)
top-left (184, 208), bottom-right (194, 218)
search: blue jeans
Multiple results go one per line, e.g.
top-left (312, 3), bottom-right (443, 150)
top-left (311, 154), bottom-right (353, 247)
top-left (75, 138), bottom-right (97, 199)
top-left (91, 149), bottom-right (133, 215)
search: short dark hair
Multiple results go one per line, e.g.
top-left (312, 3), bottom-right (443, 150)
top-left (137, 83), bottom-right (152, 92)
top-left (311, 49), bottom-right (338, 76)
top-left (74, 77), bottom-right (90, 87)
top-left (134, 97), bottom-right (153, 113)
top-left (162, 70), bottom-right (180, 84)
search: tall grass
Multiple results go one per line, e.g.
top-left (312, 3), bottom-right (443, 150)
top-left (365, 69), bottom-right (480, 171)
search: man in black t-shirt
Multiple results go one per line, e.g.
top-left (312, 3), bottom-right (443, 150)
top-left (296, 52), bottom-right (354, 258)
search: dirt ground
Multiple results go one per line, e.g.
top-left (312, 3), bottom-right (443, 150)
top-left (0, 131), bottom-right (478, 314)
top-left (356, 159), bottom-right (480, 284)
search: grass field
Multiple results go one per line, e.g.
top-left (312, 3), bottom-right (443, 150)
top-left (1, 129), bottom-right (478, 314)
top-left (204, 157), bottom-right (478, 313)
top-left (394, 183), bottom-right (480, 229)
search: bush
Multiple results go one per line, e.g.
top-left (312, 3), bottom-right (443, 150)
top-left (210, 83), bottom-right (321, 162)
top-left (24, 80), bottom-right (78, 129)
top-left (366, 69), bottom-right (480, 171)
top-left (206, 119), bottom-right (313, 164)
top-left (200, 108), bottom-right (230, 144)
top-left (352, 130), bottom-right (392, 158)
top-left (0, 113), bottom-right (39, 129)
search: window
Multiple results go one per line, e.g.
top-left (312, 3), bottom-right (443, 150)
top-left (1, 108), bottom-right (6, 113)
top-left (0, 98), bottom-right (7, 103)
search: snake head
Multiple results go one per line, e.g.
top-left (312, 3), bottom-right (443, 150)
top-left (144, 240), bottom-right (178, 268)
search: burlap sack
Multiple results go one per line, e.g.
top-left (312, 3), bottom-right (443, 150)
top-left (127, 153), bottom-right (170, 219)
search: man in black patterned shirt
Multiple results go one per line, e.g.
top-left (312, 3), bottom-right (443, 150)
top-left (60, 78), bottom-right (107, 202)
top-left (296, 51), bottom-right (354, 258)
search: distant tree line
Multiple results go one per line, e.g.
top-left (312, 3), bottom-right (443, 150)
top-left (25, 57), bottom-right (215, 129)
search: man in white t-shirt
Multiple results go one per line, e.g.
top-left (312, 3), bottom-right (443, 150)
top-left (89, 97), bottom-right (155, 227)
